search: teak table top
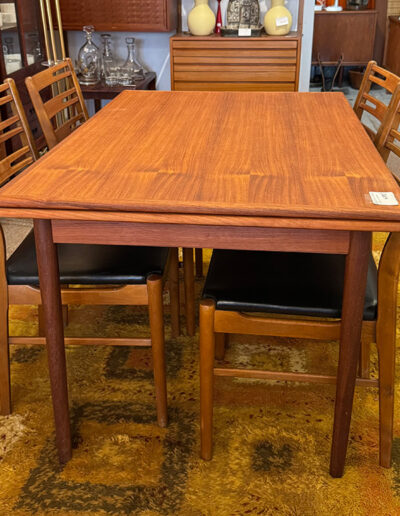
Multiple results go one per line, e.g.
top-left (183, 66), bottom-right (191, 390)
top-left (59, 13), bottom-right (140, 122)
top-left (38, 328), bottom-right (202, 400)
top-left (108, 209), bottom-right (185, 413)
top-left (1, 90), bottom-right (400, 230)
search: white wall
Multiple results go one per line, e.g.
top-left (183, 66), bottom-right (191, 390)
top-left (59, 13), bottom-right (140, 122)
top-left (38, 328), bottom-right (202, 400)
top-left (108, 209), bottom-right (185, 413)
top-left (67, 0), bottom-right (314, 95)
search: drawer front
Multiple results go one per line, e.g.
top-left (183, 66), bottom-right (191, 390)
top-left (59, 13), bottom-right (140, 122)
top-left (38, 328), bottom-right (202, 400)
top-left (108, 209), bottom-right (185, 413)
top-left (173, 82), bottom-right (296, 92)
top-left (171, 38), bottom-right (299, 91)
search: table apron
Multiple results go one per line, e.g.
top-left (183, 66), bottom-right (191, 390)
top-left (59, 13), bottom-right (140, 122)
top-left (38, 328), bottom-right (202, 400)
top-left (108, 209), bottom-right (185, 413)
top-left (51, 220), bottom-right (351, 254)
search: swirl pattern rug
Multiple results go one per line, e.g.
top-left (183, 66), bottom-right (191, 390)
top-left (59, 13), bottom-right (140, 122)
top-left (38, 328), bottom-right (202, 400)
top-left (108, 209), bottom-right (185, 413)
top-left (1, 237), bottom-right (400, 515)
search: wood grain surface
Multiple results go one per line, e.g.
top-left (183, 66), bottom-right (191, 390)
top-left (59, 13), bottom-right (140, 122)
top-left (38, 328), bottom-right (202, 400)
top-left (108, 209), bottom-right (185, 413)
top-left (0, 91), bottom-right (400, 228)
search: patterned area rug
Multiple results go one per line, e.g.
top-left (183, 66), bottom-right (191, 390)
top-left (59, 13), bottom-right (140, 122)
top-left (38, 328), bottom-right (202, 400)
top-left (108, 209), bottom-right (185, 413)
top-left (1, 237), bottom-right (400, 515)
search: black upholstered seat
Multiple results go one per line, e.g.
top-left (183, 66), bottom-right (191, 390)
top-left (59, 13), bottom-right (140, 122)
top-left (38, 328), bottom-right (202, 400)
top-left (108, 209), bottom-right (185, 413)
top-left (7, 230), bottom-right (169, 286)
top-left (203, 249), bottom-right (378, 321)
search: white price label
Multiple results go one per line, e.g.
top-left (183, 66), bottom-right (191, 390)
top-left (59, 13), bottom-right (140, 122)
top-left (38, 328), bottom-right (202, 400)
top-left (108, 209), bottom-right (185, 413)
top-left (369, 191), bottom-right (399, 205)
top-left (276, 16), bottom-right (289, 27)
top-left (238, 27), bottom-right (252, 36)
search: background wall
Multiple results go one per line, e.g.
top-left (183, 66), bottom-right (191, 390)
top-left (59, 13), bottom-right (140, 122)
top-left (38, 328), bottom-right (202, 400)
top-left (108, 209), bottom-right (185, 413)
top-left (67, 0), bottom-right (314, 98)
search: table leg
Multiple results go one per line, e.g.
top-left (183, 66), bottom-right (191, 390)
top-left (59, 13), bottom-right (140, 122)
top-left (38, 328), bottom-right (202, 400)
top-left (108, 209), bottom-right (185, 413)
top-left (33, 219), bottom-right (72, 464)
top-left (183, 248), bottom-right (195, 336)
top-left (330, 231), bottom-right (371, 477)
top-left (94, 99), bottom-right (101, 113)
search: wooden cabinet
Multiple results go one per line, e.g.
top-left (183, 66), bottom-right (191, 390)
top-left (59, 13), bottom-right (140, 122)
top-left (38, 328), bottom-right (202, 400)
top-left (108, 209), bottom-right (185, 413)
top-left (312, 10), bottom-right (378, 66)
top-left (170, 34), bottom-right (301, 92)
top-left (57, 0), bottom-right (178, 32)
top-left (0, 0), bottom-right (47, 144)
top-left (384, 16), bottom-right (400, 77)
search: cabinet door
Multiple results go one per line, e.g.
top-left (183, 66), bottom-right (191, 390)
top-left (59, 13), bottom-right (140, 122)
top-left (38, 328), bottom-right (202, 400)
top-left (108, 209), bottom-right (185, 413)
top-left (58, 0), bottom-right (178, 32)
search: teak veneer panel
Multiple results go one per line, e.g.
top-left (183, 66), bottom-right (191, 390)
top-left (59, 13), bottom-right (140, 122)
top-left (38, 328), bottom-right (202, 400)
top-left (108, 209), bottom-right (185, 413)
top-left (0, 90), bottom-right (400, 229)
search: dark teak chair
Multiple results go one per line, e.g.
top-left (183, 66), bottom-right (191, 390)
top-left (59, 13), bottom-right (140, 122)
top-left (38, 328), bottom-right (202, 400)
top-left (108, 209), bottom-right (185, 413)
top-left (0, 75), bottom-right (180, 429)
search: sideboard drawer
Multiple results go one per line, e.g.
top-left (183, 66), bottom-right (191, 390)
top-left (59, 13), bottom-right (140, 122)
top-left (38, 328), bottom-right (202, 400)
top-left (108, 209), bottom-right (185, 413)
top-left (170, 35), bottom-right (301, 92)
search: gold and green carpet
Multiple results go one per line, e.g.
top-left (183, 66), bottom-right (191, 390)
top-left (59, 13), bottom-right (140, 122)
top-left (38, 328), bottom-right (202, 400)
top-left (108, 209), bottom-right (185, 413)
top-left (1, 237), bottom-right (400, 515)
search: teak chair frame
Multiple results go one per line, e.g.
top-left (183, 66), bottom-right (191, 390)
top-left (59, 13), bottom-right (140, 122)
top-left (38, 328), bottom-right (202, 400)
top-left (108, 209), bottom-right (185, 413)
top-left (25, 58), bottom-right (89, 149)
top-left (200, 79), bottom-right (400, 472)
top-left (0, 76), bottom-right (180, 421)
top-left (354, 60), bottom-right (400, 141)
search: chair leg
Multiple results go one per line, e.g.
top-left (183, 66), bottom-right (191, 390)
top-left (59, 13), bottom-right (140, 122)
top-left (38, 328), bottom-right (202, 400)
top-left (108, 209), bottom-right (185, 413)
top-left (215, 332), bottom-right (228, 361)
top-left (168, 248), bottom-right (180, 338)
top-left (200, 299), bottom-right (216, 460)
top-left (377, 336), bottom-right (396, 468)
top-left (183, 248), bottom-right (195, 337)
top-left (359, 340), bottom-right (370, 379)
top-left (195, 248), bottom-right (203, 278)
top-left (147, 274), bottom-right (168, 428)
top-left (0, 286), bottom-right (10, 415)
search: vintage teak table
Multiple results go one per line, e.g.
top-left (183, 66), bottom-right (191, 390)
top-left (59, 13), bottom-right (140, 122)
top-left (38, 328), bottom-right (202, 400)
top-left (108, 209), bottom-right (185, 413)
top-left (0, 91), bottom-right (400, 478)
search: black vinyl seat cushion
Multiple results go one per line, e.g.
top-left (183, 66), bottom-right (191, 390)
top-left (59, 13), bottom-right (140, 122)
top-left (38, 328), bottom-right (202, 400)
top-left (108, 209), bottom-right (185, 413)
top-left (6, 230), bottom-right (170, 286)
top-left (203, 249), bottom-right (378, 321)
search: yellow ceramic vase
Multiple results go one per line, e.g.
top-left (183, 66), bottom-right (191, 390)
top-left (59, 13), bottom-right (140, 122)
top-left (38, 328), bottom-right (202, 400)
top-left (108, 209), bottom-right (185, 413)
top-left (264, 0), bottom-right (292, 36)
top-left (188, 0), bottom-right (216, 36)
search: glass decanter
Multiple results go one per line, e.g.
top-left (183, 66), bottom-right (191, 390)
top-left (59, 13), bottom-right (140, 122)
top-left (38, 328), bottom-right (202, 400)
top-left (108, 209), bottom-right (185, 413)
top-left (122, 37), bottom-right (147, 82)
top-left (100, 33), bottom-right (114, 80)
top-left (77, 25), bottom-right (100, 85)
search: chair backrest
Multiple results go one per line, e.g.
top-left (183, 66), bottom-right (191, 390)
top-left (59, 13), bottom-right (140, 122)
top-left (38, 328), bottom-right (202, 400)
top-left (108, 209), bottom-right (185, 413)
top-left (25, 58), bottom-right (89, 150)
top-left (0, 78), bottom-right (38, 186)
top-left (375, 85), bottom-right (400, 164)
top-left (353, 61), bottom-right (400, 142)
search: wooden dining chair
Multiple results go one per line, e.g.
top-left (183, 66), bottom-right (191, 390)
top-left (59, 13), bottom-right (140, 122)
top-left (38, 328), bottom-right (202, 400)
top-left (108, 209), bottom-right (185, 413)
top-left (25, 58), bottom-right (196, 337)
top-left (199, 86), bottom-right (400, 470)
top-left (0, 77), bottom-right (180, 428)
top-left (25, 58), bottom-right (88, 149)
top-left (353, 60), bottom-right (400, 141)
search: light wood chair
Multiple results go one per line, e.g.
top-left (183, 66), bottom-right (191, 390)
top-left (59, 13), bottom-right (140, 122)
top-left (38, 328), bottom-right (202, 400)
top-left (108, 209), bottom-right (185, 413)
top-left (25, 58), bottom-right (89, 149)
top-left (0, 77), bottom-right (180, 427)
top-left (354, 60), bottom-right (400, 141)
top-left (199, 85), bottom-right (400, 470)
top-left (25, 58), bottom-right (197, 337)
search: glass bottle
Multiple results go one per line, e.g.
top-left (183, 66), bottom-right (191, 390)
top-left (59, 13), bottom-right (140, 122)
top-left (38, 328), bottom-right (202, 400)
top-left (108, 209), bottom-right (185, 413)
top-left (122, 37), bottom-right (146, 82)
top-left (77, 25), bottom-right (100, 85)
top-left (100, 33), bottom-right (113, 80)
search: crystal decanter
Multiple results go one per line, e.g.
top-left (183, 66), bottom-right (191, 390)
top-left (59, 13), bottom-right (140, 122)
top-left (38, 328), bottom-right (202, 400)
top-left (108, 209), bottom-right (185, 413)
top-left (77, 25), bottom-right (100, 85)
top-left (122, 37), bottom-right (147, 81)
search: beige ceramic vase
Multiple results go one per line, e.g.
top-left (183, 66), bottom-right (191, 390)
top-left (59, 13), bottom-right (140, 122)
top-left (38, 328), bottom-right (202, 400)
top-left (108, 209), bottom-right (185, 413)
top-left (188, 0), bottom-right (216, 36)
top-left (264, 0), bottom-right (292, 36)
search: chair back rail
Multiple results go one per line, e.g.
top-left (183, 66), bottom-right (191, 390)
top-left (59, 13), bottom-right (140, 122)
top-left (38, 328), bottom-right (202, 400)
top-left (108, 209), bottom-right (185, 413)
top-left (25, 58), bottom-right (89, 150)
top-left (0, 78), bottom-right (38, 185)
top-left (354, 61), bottom-right (400, 141)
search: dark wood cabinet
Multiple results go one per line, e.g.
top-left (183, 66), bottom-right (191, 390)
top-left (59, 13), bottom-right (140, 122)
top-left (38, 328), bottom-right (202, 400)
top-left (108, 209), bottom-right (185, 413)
top-left (0, 0), bottom-right (47, 144)
top-left (384, 16), bottom-right (400, 77)
top-left (312, 10), bottom-right (378, 66)
top-left (57, 0), bottom-right (178, 32)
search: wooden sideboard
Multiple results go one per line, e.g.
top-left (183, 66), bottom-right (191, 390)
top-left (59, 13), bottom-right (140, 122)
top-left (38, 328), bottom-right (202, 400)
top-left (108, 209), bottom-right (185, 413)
top-left (312, 10), bottom-right (378, 66)
top-left (57, 0), bottom-right (178, 32)
top-left (384, 16), bottom-right (400, 76)
top-left (170, 34), bottom-right (301, 92)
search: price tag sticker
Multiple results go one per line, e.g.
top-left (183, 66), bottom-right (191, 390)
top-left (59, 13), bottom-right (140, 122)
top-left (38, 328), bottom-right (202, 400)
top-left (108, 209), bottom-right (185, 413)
top-left (369, 191), bottom-right (399, 205)
top-left (238, 27), bottom-right (252, 36)
top-left (276, 16), bottom-right (289, 27)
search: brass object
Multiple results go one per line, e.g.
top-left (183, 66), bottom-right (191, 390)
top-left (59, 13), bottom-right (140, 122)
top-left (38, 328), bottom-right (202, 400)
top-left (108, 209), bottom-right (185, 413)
top-left (226, 0), bottom-right (260, 29)
top-left (39, 0), bottom-right (66, 63)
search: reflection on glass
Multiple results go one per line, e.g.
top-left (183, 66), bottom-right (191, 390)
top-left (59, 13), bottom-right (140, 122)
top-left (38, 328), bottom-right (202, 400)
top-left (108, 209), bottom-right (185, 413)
top-left (1, 3), bottom-right (23, 74)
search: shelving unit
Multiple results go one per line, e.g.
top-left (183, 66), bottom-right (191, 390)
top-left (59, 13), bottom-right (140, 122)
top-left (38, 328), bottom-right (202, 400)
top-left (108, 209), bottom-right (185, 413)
top-left (170, 0), bottom-right (303, 93)
top-left (0, 0), bottom-right (47, 145)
